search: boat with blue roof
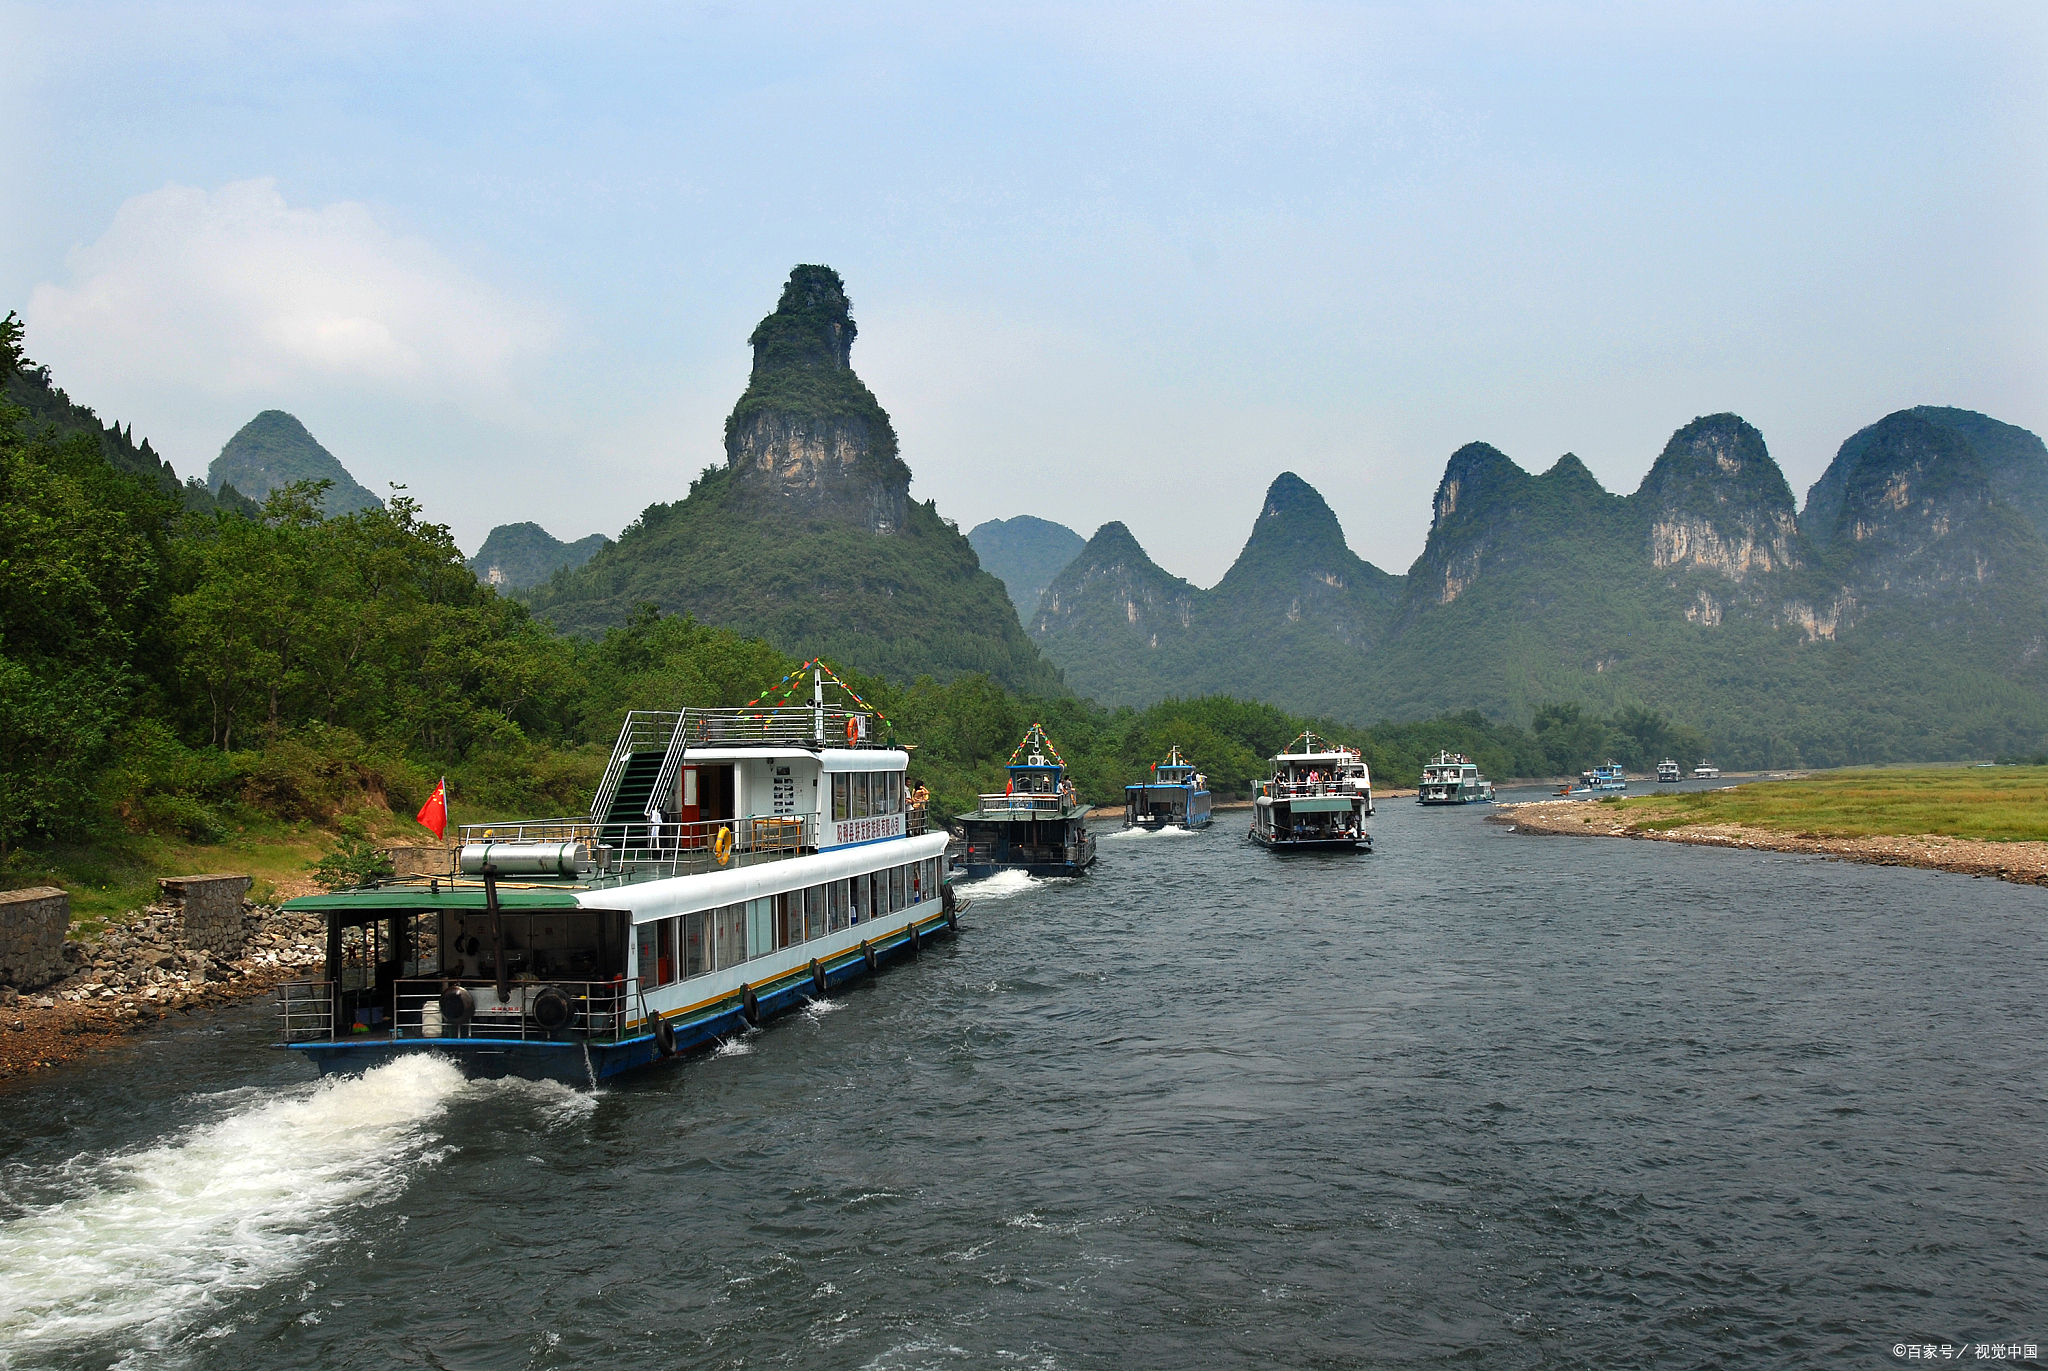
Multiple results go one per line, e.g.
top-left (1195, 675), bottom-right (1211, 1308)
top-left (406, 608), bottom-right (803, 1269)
top-left (1124, 745), bottom-right (1213, 830)
top-left (954, 723), bottom-right (1098, 877)
top-left (1571, 762), bottom-right (1629, 795)
top-left (270, 662), bottom-right (957, 1086)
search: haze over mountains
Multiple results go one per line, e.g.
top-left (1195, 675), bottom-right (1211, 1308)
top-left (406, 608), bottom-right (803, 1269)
top-left (966, 517), bottom-right (1084, 626)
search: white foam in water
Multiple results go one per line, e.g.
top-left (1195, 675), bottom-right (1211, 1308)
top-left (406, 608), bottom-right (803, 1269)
top-left (1102, 824), bottom-right (1196, 842)
top-left (957, 870), bottom-right (1041, 902)
top-left (0, 1055), bottom-right (472, 1364)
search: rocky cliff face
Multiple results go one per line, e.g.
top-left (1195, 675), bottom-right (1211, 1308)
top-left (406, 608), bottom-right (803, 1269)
top-left (1636, 414), bottom-right (1800, 585)
top-left (1406, 446), bottom-right (1624, 616)
top-left (723, 266), bottom-right (910, 534)
top-left (1801, 410), bottom-right (2048, 630)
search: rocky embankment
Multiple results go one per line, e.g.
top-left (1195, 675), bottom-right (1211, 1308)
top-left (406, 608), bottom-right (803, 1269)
top-left (1495, 799), bottom-right (2048, 886)
top-left (1, 902), bottom-right (326, 1084)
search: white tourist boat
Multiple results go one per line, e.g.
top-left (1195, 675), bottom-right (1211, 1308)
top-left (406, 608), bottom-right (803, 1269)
top-left (1250, 731), bottom-right (1372, 852)
top-left (1692, 762), bottom-right (1722, 779)
top-left (273, 664), bottom-right (956, 1085)
top-left (1417, 751), bottom-right (1495, 805)
top-left (1657, 758), bottom-right (1682, 783)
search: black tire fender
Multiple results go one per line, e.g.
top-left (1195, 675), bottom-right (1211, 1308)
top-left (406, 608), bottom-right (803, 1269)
top-left (531, 986), bottom-right (572, 1031)
top-left (909, 921), bottom-right (921, 956)
top-left (809, 958), bottom-right (827, 996)
top-left (652, 1014), bottom-right (677, 1057)
top-left (741, 985), bottom-right (760, 1027)
top-left (861, 940), bottom-right (876, 975)
top-left (437, 984), bottom-right (475, 1023)
top-left (945, 899), bottom-right (958, 932)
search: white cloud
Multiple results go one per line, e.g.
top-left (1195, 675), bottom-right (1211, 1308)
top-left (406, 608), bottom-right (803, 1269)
top-left (25, 179), bottom-right (549, 410)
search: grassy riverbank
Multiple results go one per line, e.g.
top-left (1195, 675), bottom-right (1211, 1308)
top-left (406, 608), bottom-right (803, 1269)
top-left (1617, 767), bottom-right (2048, 842)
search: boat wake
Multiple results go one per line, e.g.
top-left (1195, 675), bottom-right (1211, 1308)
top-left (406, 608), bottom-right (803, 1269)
top-left (956, 870), bottom-right (1043, 901)
top-left (1103, 824), bottom-right (1197, 842)
top-left (0, 1056), bottom-right (586, 1365)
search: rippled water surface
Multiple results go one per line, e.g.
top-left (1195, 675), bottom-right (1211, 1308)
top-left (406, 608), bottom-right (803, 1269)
top-left (3, 794), bottom-right (2043, 1369)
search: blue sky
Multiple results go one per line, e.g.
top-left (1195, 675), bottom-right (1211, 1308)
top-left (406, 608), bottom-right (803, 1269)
top-left (5, 2), bottom-right (2043, 582)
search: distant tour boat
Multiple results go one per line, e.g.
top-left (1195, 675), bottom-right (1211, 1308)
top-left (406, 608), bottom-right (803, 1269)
top-left (1125, 745), bottom-right (1213, 829)
top-left (955, 724), bottom-right (1097, 877)
top-left (1418, 751), bottom-right (1495, 805)
top-left (1692, 762), bottom-right (1722, 779)
top-left (1656, 758), bottom-right (1681, 783)
top-left (1250, 732), bottom-right (1371, 852)
top-left (1571, 763), bottom-right (1628, 795)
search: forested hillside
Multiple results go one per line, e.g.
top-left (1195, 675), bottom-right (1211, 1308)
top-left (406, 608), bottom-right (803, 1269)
top-left (469, 522), bottom-right (609, 589)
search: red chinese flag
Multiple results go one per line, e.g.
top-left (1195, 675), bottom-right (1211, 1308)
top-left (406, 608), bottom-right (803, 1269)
top-left (416, 777), bottom-right (448, 839)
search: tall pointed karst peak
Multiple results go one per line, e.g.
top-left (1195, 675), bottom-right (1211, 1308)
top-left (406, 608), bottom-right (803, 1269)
top-left (1809, 406), bottom-right (2048, 543)
top-left (1537, 453), bottom-right (1612, 500)
top-left (1806, 409), bottom-right (1991, 542)
top-left (723, 264), bottom-right (910, 534)
top-left (209, 409), bottom-right (382, 515)
top-left (1835, 411), bottom-right (1989, 528)
top-left (1082, 520), bottom-right (1151, 559)
top-left (1633, 415), bottom-right (1798, 583)
top-left (1431, 442), bottom-right (1527, 529)
top-left (1237, 472), bottom-right (1351, 560)
top-left (1637, 414), bottom-right (1793, 513)
top-left (1214, 471), bottom-right (1387, 620)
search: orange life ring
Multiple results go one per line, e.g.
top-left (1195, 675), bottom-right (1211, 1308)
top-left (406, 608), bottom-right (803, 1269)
top-left (846, 716), bottom-right (860, 745)
top-left (713, 826), bottom-right (734, 864)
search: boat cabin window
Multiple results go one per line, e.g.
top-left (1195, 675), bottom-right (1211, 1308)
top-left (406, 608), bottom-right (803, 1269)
top-left (627, 860), bottom-right (945, 986)
top-left (685, 910), bottom-right (707, 977)
top-left (853, 773), bottom-right (871, 819)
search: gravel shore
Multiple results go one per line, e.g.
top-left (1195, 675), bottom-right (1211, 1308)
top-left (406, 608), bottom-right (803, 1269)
top-left (0, 902), bottom-right (328, 1085)
top-left (1494, 799), bottom-right (2048, 886)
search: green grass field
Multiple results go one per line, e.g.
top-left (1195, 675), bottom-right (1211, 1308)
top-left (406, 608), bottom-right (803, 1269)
top-left (1617, 767), bottom-right (2048, 843)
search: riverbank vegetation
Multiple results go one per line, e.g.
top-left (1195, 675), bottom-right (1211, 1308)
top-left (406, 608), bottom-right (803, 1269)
top-left (1616, 767), bottom-right (2048, 842)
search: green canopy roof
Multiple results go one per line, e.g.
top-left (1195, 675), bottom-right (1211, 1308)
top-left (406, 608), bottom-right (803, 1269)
top-left (284, 885), bottom-right (585, 913)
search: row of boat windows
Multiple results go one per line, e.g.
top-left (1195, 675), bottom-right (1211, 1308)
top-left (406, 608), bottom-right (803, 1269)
top-left (635, 857), bottom-right (943, 989)
top-left (831, 771), bottom-right (905, 822)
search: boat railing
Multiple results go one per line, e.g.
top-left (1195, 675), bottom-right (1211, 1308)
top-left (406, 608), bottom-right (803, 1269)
top-left (1263, 779), bottom-right (1358, 799)
top-left (906, 804), bottom-right (928, 836)
top-left (392, 979), bottom-right (640, 1043)
top-left (977, 793), bottom-right (1067, 813)
top-left (275, 978), bottom-right (653, 1045)
top-left (277, 980), bottom-right (335, 1041)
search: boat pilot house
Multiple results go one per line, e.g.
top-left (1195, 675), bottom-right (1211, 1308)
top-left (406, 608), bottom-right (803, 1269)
top-left (275, 664), bottom-right (957, 1086)
top-left (953, 723), bottom-right (1097, 877)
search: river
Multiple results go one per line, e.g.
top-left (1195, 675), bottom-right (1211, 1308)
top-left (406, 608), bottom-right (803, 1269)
top-left (1, 788), bottom-right (2042, 1369)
